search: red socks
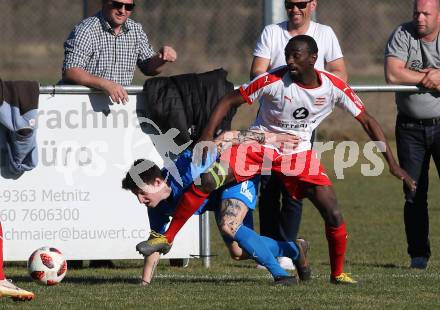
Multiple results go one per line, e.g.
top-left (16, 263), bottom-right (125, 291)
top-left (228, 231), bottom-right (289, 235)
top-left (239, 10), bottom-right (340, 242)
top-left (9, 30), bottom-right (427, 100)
top-left (325, 222), bottom-right (347, 278)
top-left (0, 222), bottom-right (5, 280)
top-left (164, 184), bottom-right (209, 243)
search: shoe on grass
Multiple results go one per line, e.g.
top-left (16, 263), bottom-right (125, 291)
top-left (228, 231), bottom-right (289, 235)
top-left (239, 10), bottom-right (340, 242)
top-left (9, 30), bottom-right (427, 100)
top-left (330, 273), bottom-right (358, 285)
top-left (410, 257), bottom-right (428, 270)
top-left (0, 279), bottom-right (35, 301)
top-left (273, 275), bottom-right (299, 286)
top-left (136, 230), bottom-right (172, 256)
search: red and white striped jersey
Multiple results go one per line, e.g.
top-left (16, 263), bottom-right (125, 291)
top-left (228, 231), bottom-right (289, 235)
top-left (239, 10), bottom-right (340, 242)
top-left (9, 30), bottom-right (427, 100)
top-left (239, 67), bottom-right (365, 154)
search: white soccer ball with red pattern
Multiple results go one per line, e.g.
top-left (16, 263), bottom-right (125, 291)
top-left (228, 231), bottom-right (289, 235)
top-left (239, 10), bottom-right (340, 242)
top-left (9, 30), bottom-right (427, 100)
top-left (27, 246), bottom-right (67, 285)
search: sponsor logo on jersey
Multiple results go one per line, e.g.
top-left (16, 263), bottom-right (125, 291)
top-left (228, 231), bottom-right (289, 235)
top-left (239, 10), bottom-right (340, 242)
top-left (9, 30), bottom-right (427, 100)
top-left (284, 95), bottom-right (293, 103)
top-left (279, 122), bottom-right (309, 129)
top-left (292, 107), bottom-right (309, 120)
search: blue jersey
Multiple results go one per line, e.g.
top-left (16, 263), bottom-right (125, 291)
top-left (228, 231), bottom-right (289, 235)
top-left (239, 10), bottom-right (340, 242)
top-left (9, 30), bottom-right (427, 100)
top-left (148, 150), bottom-right (259, 234)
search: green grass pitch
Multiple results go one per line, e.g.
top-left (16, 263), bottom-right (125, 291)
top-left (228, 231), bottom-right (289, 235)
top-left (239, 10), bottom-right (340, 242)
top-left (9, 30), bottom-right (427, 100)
top-left (1, 143), bottom-right (439, 309)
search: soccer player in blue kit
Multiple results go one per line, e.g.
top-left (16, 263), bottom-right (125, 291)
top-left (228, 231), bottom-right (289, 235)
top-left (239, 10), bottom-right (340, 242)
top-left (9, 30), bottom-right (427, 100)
top-left (122, 130), bottom-right (310, 286)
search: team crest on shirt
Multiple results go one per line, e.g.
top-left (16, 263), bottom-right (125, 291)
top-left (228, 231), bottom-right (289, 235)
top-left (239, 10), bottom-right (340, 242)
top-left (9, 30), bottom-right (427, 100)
top-left (314, 97), bottom-right (326, 105)
top-left (292, 107), bottom-right (309, 120)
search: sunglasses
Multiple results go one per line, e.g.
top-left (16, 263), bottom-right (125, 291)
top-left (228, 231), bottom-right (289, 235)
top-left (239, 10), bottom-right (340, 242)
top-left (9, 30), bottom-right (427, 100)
top-left (285, 0), bottom-right (312, 10)
top-left (111, 1), bottom-right (135, 11)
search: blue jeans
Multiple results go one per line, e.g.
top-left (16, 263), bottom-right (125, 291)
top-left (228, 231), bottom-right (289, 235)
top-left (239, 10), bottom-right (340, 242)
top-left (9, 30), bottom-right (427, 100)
top-left (396, 114), bottom-right (440, 259)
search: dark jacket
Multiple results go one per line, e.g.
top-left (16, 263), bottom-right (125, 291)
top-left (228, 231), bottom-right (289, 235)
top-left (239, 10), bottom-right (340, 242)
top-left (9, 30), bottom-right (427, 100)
top-left (141, 68), bottom-right (236, 147)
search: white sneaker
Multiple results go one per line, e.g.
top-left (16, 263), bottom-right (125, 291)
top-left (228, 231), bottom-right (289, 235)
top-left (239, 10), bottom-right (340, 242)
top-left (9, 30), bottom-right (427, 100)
top-left (0, 279), bottom-right (35, 301)
top-left (256, 264), bottom-right (267, 270)
top-left (277, 256), bottom-right (296, 271)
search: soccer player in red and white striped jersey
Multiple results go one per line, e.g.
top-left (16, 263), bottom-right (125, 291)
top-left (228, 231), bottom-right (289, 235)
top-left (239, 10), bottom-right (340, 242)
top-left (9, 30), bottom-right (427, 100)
top-left (142, 35), bottom-right (416, 284)
top-left (240, 65), bottom-right (364, 155)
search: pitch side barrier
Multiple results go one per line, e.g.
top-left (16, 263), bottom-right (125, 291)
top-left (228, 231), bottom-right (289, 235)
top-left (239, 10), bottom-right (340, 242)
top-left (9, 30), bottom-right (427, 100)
top-left (0, 85), bottom-right (423, 267)
top-left (0, 87), bottom-right (204, 264)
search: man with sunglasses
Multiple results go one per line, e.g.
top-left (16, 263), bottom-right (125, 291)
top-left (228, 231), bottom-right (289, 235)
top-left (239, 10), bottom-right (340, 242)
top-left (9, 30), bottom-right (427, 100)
top-left (62, 0), bottom-right (177, 105)
top-left (61, 0), bottom-right (176, 269)
top-left (250, 0), bottom-right (347, 271)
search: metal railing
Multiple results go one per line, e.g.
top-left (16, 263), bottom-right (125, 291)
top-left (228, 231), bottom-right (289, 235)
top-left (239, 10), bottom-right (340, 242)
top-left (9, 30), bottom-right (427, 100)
top-left (39, 85), bottom-right (427, 95)
top-left (39, 85), bottom-right (144, 95)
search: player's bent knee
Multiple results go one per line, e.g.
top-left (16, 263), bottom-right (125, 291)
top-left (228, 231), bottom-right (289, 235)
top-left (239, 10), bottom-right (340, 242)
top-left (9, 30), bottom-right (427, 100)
top-left (326, 209), bottom-right (343, 226)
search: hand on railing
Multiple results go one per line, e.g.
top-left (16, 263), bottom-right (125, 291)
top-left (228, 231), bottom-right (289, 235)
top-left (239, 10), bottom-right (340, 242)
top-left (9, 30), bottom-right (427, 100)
top-left (100, 80), bottom-right (129, 105)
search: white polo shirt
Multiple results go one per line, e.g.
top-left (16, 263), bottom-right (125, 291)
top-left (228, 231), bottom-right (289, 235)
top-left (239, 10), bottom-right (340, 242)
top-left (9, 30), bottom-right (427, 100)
top-left (253, 21), bottom-right (343, 71)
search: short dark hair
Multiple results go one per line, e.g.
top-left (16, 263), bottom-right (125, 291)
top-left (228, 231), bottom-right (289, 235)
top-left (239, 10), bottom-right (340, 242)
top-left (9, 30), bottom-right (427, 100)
top-left (286, 35), bottom-right (319, 54)
top-left (121, 159), bottom-right (163, 192)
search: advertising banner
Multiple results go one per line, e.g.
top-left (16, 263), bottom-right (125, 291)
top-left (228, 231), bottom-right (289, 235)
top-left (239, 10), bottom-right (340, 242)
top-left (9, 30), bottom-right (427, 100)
top-left (0, 93), bottom-right (200, 260)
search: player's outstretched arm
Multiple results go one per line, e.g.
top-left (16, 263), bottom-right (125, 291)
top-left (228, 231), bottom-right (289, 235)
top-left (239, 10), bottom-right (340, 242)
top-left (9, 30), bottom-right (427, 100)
top-left (199, 90), bottom-right (246, 142)
top-left (214, 130), bottom-right (300, 153)
top-left (356, 111), bottom-right (416, 191)
top-left (141, 252), bottom-right (161, 286)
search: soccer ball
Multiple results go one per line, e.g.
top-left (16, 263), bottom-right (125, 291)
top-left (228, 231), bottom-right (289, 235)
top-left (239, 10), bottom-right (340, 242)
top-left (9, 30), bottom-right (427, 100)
top-left (27, 246), bottom-right (67, 285)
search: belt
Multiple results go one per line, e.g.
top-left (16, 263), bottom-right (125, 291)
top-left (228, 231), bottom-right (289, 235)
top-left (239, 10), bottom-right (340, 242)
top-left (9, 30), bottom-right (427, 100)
top-left (398, 114), bottom-right (440, 126)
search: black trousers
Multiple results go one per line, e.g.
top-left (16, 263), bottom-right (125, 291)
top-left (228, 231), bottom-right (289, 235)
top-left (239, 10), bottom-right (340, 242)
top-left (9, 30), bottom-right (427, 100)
top-left (257, 130), bottom-right (317, 242)
top-left (396, 114), bottom-right (440, 259)
top-left (258, 174), bottom-right (303, 242)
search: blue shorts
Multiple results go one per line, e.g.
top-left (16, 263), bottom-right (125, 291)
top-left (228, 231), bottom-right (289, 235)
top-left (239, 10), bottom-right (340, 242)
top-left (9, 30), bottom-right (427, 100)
top-left (220, 177), bottom-right (259, 210)
top-left (200, 176), bottom-right (260, 213)
top-left (204, 176), bottom-right (260, 244)
top-left (149, 177), bottom-right (259, 235)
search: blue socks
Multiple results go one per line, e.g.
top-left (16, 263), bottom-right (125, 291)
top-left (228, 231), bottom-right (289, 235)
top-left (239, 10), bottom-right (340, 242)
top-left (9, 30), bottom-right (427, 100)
top-left (234, 225), bottom-right (288, 278)
top-left (260, 236), bottom-right (300, 261)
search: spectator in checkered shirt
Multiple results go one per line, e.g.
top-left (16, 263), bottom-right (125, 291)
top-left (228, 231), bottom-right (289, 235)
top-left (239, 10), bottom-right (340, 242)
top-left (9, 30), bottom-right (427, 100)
top-left (62, 0), bottom-right (177, 105)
